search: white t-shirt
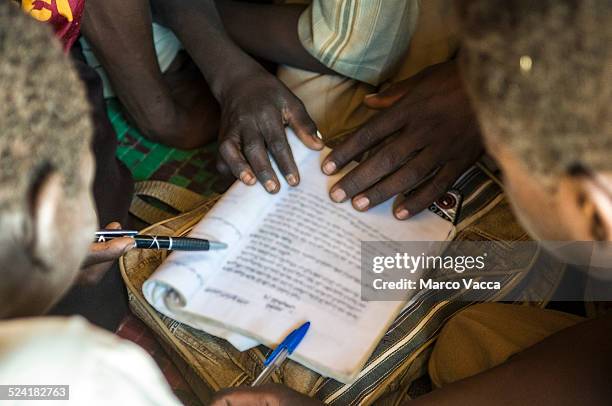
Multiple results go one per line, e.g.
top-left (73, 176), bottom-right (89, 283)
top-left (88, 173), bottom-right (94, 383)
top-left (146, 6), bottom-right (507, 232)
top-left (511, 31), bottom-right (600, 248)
top-left (0, 317), bottom-right (181, 406)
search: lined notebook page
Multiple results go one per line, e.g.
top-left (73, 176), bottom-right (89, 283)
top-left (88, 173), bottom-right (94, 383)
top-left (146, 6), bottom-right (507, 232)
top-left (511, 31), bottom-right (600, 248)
top-left (143, 131), bottom-right (453, 382)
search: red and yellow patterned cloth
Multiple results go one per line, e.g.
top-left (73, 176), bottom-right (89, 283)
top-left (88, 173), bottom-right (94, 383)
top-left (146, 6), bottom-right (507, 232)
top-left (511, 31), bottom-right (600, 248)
top-left (21, 0), bottom-right (84, 51)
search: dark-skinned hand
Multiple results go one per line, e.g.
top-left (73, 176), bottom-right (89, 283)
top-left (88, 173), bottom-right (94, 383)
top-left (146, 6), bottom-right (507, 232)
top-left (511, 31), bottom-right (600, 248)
top-left (77, 222), bottom-right (135, 285)
top-left (216, 68), bottom-right (324, 194)
top-left (321, 59), bottom-right (483, 220)
top-left (209, 384), bottom-right (322, 406)
top-left (147, 0), bottom-right (324, 193)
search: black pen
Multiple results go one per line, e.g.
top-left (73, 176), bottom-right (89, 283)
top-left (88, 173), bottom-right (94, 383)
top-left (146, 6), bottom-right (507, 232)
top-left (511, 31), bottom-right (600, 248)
top-left (95, 230), bottom-right (228, 251)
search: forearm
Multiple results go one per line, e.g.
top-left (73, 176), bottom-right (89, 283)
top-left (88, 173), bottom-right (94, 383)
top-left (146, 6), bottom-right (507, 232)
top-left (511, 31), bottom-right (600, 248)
top-left (151, 0), bottom-right (262, 102)
top-left (215, 0), bottom-right (333, 74)
top-left (409, 315), bottom-right (612, 406)
top-left (81, 0), bottom-right (176, 137)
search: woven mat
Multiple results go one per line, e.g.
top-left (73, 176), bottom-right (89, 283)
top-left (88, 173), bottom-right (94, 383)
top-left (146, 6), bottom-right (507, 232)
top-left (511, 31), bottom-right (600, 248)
top-left (108, 99), bottom-right (232, 195)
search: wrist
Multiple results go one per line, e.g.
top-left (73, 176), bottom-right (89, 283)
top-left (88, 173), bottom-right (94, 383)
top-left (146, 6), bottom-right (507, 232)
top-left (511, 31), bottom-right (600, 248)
top-left (150, 0), bottom-right (267, 103)
top-left (210, 59), bottom-right (268, 102)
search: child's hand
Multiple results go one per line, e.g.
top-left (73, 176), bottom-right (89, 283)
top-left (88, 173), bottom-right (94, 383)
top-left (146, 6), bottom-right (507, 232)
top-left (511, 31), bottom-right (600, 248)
top-left (210, 384), bottom-right (322, 406)
top-left (77, 222), bottom-right (135, 285)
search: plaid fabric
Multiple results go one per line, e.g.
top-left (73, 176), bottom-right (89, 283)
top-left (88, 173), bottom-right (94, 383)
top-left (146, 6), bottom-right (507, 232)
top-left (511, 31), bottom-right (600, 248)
top-left (107, 99), bottom-right (232, 196)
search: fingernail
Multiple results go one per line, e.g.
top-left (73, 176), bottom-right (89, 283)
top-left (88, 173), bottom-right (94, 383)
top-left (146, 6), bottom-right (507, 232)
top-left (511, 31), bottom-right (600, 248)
top-left (123, 242), bottom-right (136, 254)
top-left (330, 188), bottom-right (347, 203)
top-left (316, 130), bottom-right (324, 140)
top-left (395, 208), bottom-right (410, 220)
top-left (322, 161), bottom-right (336, 175)
top-left (286, 174), bottom-right (298, 186)
top-left (264, 179), bottom-right (279, 193)
top-left (353, 196), bottom-right (370, 211)
top-left (240, 171), bottom-right (256, 185)
top-left (364, 93), bottom-right (378, 99)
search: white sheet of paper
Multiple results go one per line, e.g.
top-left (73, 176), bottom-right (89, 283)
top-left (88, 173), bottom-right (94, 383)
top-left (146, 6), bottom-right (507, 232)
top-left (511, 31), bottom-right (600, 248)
top-left (143, 130), bottom-right (453, 382)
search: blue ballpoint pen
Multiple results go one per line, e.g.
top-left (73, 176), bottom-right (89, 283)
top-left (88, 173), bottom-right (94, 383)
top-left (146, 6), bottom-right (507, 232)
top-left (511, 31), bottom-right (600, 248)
top-left (252, 322), bottom-right (311, 386)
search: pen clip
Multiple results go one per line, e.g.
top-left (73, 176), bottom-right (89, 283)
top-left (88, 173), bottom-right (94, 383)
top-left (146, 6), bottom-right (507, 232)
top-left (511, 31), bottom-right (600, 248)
top-left (94, 230), bottom-right (139, 243)
top-left (95, 230), bottom-right (139, 236)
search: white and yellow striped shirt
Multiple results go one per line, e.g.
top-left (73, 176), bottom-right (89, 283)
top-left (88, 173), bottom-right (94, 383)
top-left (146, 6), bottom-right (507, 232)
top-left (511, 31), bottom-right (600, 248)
top-left (298, 0), bottom-right (420, 85)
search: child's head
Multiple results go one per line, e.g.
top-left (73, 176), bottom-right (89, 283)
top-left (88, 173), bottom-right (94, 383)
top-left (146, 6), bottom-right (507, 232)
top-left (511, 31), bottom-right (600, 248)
top-left (0, 2), bottom-right (97, 317)
top-left (459, 0), bottom-right (612, 241)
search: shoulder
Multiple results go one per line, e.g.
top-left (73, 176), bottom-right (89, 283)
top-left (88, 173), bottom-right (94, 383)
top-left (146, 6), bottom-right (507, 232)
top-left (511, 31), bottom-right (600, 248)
top-left (0, 317), bottom-right (180, 405)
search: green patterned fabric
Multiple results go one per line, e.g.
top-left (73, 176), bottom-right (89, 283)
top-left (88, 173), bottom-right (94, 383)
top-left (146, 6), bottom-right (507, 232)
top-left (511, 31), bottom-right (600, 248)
top-left (107, 99), bottom-right (230, 195)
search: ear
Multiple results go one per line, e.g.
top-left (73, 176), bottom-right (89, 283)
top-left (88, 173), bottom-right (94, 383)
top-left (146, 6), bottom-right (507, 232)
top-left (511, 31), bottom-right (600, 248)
top-left (583, 174), bottom-right (612, 241)
top-left (558, 173), bottom-right (612, 241)
top-left (31, 171), bottom-right (64, 269)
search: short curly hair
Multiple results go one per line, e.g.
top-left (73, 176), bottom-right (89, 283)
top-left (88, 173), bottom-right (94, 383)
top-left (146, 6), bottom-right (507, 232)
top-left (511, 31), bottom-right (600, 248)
top-left (0, 1), bottom-right (92, 213)
top-left (459, 0), bottom-right (612, 182)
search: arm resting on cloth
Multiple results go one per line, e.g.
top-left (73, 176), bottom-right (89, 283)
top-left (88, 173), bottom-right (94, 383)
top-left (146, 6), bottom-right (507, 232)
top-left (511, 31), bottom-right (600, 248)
top-left (410, 314), bottom-right (612, 406)
top-left (210, 314), bottom-right (612, 405)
